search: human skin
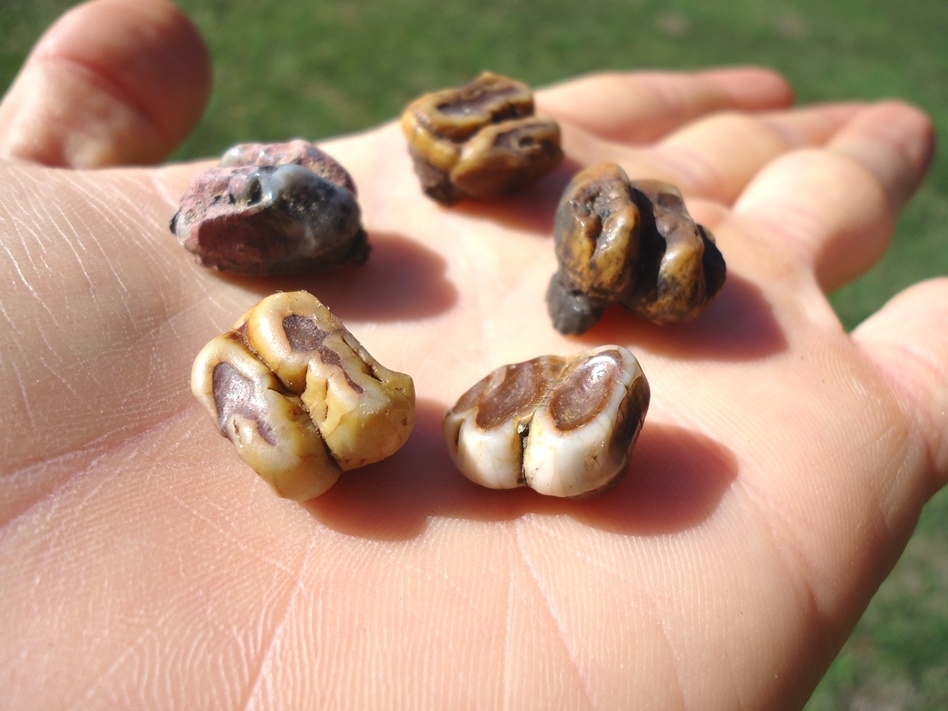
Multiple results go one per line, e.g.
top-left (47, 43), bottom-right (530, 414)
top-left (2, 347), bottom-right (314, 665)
top-left (0, 1), bottom-right (945, 709)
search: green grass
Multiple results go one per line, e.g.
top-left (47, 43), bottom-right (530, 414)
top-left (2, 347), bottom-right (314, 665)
top-left (2, 1), bottom-right (946, 707)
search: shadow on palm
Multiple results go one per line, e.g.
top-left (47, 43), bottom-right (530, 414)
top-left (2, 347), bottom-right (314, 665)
top-left (305, 397), bottom-right (738, 543)
top-left (214, 231), bottom-right (459, 321)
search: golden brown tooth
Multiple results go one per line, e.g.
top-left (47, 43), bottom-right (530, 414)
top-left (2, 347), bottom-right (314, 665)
top-left (401, 72), bottom-right (563, 205)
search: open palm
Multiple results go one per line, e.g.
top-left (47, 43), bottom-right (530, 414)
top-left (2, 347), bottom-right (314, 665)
top-left (1, 1), bottom-right (945, 708)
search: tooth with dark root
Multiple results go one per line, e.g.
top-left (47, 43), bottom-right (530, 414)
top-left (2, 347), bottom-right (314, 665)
top-left (400, 72), bottom-right (564, 204)
top-left (444, 346), bottom-right (650, 498)
top-left (546, 162), bottom-right (726, 334)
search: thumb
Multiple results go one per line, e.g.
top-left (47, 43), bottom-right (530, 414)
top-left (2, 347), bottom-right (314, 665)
top-left (854, 277), bottom-right (948, 494)
top-left (0, 0), bottom-right (211, 167)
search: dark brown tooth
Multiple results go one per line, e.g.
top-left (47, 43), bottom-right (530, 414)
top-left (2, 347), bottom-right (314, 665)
top-left (548, 162), bottom-right (726, 334)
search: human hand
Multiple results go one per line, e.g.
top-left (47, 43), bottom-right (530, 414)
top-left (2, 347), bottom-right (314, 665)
top-left (1, 1), bottom-right (944, 709)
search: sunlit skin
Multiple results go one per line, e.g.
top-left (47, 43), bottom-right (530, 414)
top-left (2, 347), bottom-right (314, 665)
top-left (1, 1), bottom-right (945, 709)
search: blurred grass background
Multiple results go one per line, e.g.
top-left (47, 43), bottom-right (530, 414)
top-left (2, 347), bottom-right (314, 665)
top-left (2, 0), bottom-right (946, 707)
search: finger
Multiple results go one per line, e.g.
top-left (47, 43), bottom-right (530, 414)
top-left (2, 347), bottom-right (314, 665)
top-left (561, 102), bottom-right (865, 205)
top-left (731, 101), bottom-right (935, 292)
top-left (536, 67), bottom-right (793, 144)
top-left (0, 0), bottom-right (211, 167)
top-left (854, 278), bottom-right (948, 491)
top-left (826, 101), bottom-right (935, 213)
top-left (644, 102), bottom-right (866, 203)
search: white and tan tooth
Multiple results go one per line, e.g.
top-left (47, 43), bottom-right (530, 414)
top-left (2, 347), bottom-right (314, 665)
top-left (444, 346), bottom-right (650, 498)
top-left (191, 290), bottom-right (415, 500)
